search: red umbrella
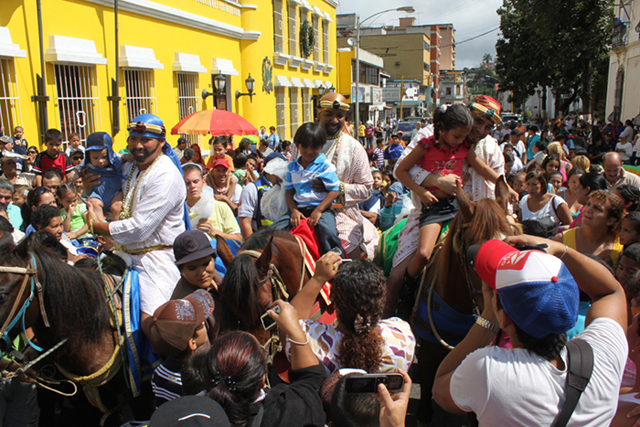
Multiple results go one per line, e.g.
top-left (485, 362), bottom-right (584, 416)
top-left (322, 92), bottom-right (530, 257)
top-left (171, 109), bottom-right (258, 136)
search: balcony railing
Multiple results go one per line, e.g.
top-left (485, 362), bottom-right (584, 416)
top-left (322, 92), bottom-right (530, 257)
top-left (612, 24), bottom-right (628, 48)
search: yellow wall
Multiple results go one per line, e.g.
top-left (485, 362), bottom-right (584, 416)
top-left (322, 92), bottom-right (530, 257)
top-left (0, 0), bottom-right (336, 151)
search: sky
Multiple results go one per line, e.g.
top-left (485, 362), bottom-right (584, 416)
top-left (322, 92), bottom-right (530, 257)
top-left (336, 0), bottom-right (504, 69)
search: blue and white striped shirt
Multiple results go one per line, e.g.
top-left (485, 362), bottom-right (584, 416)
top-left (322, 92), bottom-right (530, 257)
top-left (285, 153), bottom-right (340, 208)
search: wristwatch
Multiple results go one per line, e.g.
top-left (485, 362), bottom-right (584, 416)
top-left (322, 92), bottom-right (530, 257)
top-left (476, 316), bottom-right (500, 333)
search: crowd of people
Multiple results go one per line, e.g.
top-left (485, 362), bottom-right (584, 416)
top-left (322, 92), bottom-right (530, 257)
top-left (1, 95), bottom-right (640, 427)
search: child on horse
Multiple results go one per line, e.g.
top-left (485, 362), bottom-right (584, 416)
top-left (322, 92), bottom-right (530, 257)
top-left (395, 104), bottom-right (507, 317)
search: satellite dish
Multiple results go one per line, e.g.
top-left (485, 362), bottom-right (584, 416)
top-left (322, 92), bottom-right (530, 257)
top-left (347, 38), bottom-right (356, 47)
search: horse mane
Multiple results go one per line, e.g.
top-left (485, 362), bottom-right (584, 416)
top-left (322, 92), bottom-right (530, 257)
top-left (435, 198), bottom-right (517, 287)
top-left (220, 229), bottom-right (293, 330)
top-left (32, 247), bottom-right (111, 348)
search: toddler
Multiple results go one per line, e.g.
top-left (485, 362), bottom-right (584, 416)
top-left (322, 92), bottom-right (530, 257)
top-left (83, 132), bottom-right (123, 221)
top-left (56, 183), bottom-right (91, 243)
top-left (620, 212), bottom-right (640, 247)
top-left (65, 132), bottom-right (84, 156)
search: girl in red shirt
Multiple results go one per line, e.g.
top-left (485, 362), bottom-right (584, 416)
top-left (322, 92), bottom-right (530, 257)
top-left (396, 104), bottom-right (509, 302)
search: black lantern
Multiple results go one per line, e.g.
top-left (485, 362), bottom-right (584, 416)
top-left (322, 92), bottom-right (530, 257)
top-left (236, 74), bottom-right (256, 102)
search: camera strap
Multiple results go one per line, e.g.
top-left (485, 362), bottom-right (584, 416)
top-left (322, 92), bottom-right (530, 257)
top-left (552, 338), bottom-right (594, 427)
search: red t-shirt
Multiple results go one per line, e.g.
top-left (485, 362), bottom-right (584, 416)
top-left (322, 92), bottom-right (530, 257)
top-left (417, 135), bottom-right (470, 190)
top-left (33, 151), bottom-right (74, 179)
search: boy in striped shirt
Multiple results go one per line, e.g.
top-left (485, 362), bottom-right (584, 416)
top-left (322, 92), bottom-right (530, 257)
top-left (276, 122), bottom-right (345, 257)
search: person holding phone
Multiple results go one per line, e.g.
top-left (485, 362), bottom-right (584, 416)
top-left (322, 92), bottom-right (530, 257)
top-left (181, 300), bottom-right (327, 427)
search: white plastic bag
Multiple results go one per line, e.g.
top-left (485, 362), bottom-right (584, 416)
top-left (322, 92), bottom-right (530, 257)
top-left (261, 183), bottom-right (288, 222)
top-left (394, 193), bottom-right (415, 226)
top-left (189, 186), bottom-right (216, 226)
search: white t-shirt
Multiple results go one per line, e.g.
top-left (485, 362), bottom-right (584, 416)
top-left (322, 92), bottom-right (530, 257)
top-left (519, 194), bottom-right (567, 225)
top-left (616, 142), bottom-right (633, 161)
top-left (450, 317), bottom-right (626, 427)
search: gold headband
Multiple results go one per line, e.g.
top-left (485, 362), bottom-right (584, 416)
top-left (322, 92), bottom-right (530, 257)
top-left (318, 99), bottom-right (350, 112)
top-left (127, 121), bottom-right (166, 137)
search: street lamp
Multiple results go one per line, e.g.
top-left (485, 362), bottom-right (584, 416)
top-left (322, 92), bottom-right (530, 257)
top-left (235, 74), bottom-right (256, 102)
top-left (354, 6), bottom-right (414, 129)
top-left (536, 88), bottom-right (541, 115)
top-left (201, 72), bottom-right (226, 102)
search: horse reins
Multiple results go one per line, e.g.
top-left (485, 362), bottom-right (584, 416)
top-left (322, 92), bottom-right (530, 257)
top-left (0, 255), bottom-right (51, 356)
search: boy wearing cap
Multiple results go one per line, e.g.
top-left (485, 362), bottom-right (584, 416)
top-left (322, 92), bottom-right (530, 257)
top-left (433, 235), bottom-right (627, 426)
top-left (83, 132), bottom-right (123, 221)
top-left (149, 289), bottom-right (214, 408)
top-left (384, 134), bottom-right (404, 167)
top-left (207, 158), bottom-right (242, 212)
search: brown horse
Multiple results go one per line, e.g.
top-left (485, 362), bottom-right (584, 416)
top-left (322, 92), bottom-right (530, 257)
top-left (0, 233), bottom-right (153, 424)
top-left (216, 229), bottom-right (311, 345)
top-left (408, 178), bottom-right (520, 424)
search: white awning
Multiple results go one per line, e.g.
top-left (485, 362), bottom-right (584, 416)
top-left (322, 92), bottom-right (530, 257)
top-left (302, 78), bottom-right (315, 88)
top-left (323, 12), bottom-right (333, 22)
top-left (119, 45), bottom-right (163, 69)
top-left (312, 6), bottom-right (324, 16)
top-left (45, 35), bottom-right (107, 65)
top-left (300, 0), bottom-right (312, 10)
top-left (289, 77), bottom-right (304, 88)
top-left (314, 79), bottom-right (324, 88)
top-left (274, 75), bottom-right (291, 87)
top-left (0, 27), bottom-right (26, 58)
top-left (211, 58), bottom-right (239, 76)
top-left (324, 80), bottom-right (333, 89)
top-left (173, 52), bottom-right (206, 73)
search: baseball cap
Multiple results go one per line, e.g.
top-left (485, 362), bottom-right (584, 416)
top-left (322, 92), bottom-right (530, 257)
top-left (467, 239), bottom-right (579, 339)
top-left (149, 395), bottom-right (230, 427)
top-left (0, 136), bottom-right (13, 144)
top-left (69, 148), bottom-right (84, 158)
top-left (211, 159), bottom-right (230, 170)
top-left (86, 132), bottom-right (113, 149)
top-left (264, 152), bottom-right (287, 166)
top-left (148, 289), bottom-right (215, 358)
top-left (604, 129), bottom-right (613, 137)
top-left (173, 230), bottom-right (216, 266)
top-left (620, 131), bottom-right (630, 139)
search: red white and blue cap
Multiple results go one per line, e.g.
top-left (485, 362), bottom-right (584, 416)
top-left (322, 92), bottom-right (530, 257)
top-left (468, 240), bottom-right (579, 339)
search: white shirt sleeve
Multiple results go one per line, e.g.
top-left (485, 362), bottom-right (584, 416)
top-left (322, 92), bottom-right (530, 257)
top-left (238, 183), bottom-right (258, 219)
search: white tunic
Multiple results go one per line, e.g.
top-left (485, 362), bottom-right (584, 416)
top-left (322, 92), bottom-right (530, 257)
top-left (109, 155), bottom-right (186, 315)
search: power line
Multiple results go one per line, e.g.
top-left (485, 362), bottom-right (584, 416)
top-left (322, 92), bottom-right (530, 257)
top-left (439, 26), bottom-right (500, 49)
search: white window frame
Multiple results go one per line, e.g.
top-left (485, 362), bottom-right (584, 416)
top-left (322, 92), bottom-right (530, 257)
top-left (53, 64), bottom-right (101, 148)
top-left (322, 21), bottom-right (330, 64)
top-left (276, 87), bottom-right (287, 140)
top-left (176, 72), bottom-right (201, 147)
top-left (288, 3), bottom-right (299, 57)
top-left (123, 68), bottom-right (157, 123)
top-left (302, 88), bottom-right (311, 123)
top-left (290, 88), bottom-right (300, 137)
top-left (0, 58), bottom-right (22, 135)
top-left (274, 0), bottom-right (285, 53)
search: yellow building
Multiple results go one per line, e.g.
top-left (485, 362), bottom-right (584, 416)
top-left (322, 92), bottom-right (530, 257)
top-left (0, 0), bottom-right (336, 152)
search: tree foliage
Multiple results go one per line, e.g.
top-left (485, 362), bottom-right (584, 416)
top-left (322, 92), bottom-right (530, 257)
top-left (495, 0), bottom-right (612, 115)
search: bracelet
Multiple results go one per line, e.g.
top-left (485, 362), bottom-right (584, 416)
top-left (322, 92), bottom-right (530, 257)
top-left (560, 244), bottom-right (568, 261)
top-left (286, 336), bottom-right (309, 346)
top-left (88, 218), bottom-right (97, 236)
top-left (476, 316), bottom-right (500, 333)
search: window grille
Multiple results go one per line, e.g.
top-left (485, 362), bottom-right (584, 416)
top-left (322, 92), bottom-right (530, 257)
top-left (302, 88), bottom-right (311, 123)
top-left (276, 87), bottom-right (287, 140)
top-left (290, 88), bottom-right (300, 137)
top-left (123, 69), bottom-right (157, 123)
top-left (176, 72), bottom-right (202, 147)
top-left (312, 16), bottom-right (320, 61)
top-left (0, 58), bottom-right (22, 135)
top-left (288, 3), bottom-right (298, 57)
top-left (274, 0), bottom-right (284, 53)
top-left (323, 21), bottom-right (330, 64)
top-left (54, 64), bottom-right (101, 147)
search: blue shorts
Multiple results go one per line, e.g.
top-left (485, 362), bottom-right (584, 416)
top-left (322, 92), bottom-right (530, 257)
top-left (89, 175), bottom-right (122, 210)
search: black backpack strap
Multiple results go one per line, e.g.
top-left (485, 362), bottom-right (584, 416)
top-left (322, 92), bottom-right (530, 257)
top-left (553, 339), bottom-right (594, 427)
top-left (249, 402), bottom-right (264, 427)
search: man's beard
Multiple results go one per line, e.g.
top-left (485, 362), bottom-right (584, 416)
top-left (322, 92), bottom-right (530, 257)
top-left (133, 141), bottom-right (161, 163)
top-left (324, 122), bottom-right (342, 139)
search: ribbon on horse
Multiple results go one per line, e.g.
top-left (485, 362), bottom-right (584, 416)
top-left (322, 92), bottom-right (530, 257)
top-left (291, 233), bottom-right (331, 306)
top-left (122, 267), bottom-right (161, 397)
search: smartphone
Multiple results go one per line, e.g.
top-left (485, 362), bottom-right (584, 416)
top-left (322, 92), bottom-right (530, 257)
top-left (344, 373), bottom-right (404, 393)
top-left (260, 305), bottom-right (281, 331)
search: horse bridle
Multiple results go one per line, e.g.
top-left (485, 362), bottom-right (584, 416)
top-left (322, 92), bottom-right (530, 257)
top-left (0, 254), bottom-right (50, 357)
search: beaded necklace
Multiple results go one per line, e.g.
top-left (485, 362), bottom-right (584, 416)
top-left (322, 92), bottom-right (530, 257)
top-left (119, 154), bottom-right (164, 220)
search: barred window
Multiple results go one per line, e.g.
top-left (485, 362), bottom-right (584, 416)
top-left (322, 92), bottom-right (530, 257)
top-left (0, 58), bottom-right (22, 136)
top-left (302, 88), bottom-right (311, 123)
top-left (54, 64), bottom-right (101, 147)
top-left (290, 88), bottom-right (300, 137)
top-left (276, 87), bottom-right (287, 140)
top-left (288, 3), bottom-right (298, 57)
top-left (312, 16), bottom-right (320, 61)
top-left (274, 0), bottom-right (284, 53)
top-left (323, 21), bottom-right (330, 64)
top-left (123, 69), bottom-right (157, 123)
top-left (176, 72), bottom-right (202, 146)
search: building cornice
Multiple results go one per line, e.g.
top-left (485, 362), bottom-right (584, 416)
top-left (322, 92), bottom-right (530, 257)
top-left (83, 0), bottom-right (260, 40)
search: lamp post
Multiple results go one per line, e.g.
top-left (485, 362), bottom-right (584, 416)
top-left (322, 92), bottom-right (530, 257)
top-left (236, 74), bottom-right (256, 102)
top-left (536, 88), bottom-right (541, 116)
top-left (354, 6), bottom-right (414, 131)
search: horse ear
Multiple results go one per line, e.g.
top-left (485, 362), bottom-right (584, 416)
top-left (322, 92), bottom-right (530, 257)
top-left (255, 237), bottom-right (273, 279)
top-left (495, 175), bottom-right (509, 213)
top-left (456, 180), bottom-right (475, 221)
top-left (215, 235), bottom-right (234, 269)
top-left (14, 233), bottom-right (30, 259)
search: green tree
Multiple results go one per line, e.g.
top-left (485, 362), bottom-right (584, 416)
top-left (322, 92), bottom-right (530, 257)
top-left (495, 0), bottom-right (612, 116)
top-left (482, 53), bottom-right (494, 65)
